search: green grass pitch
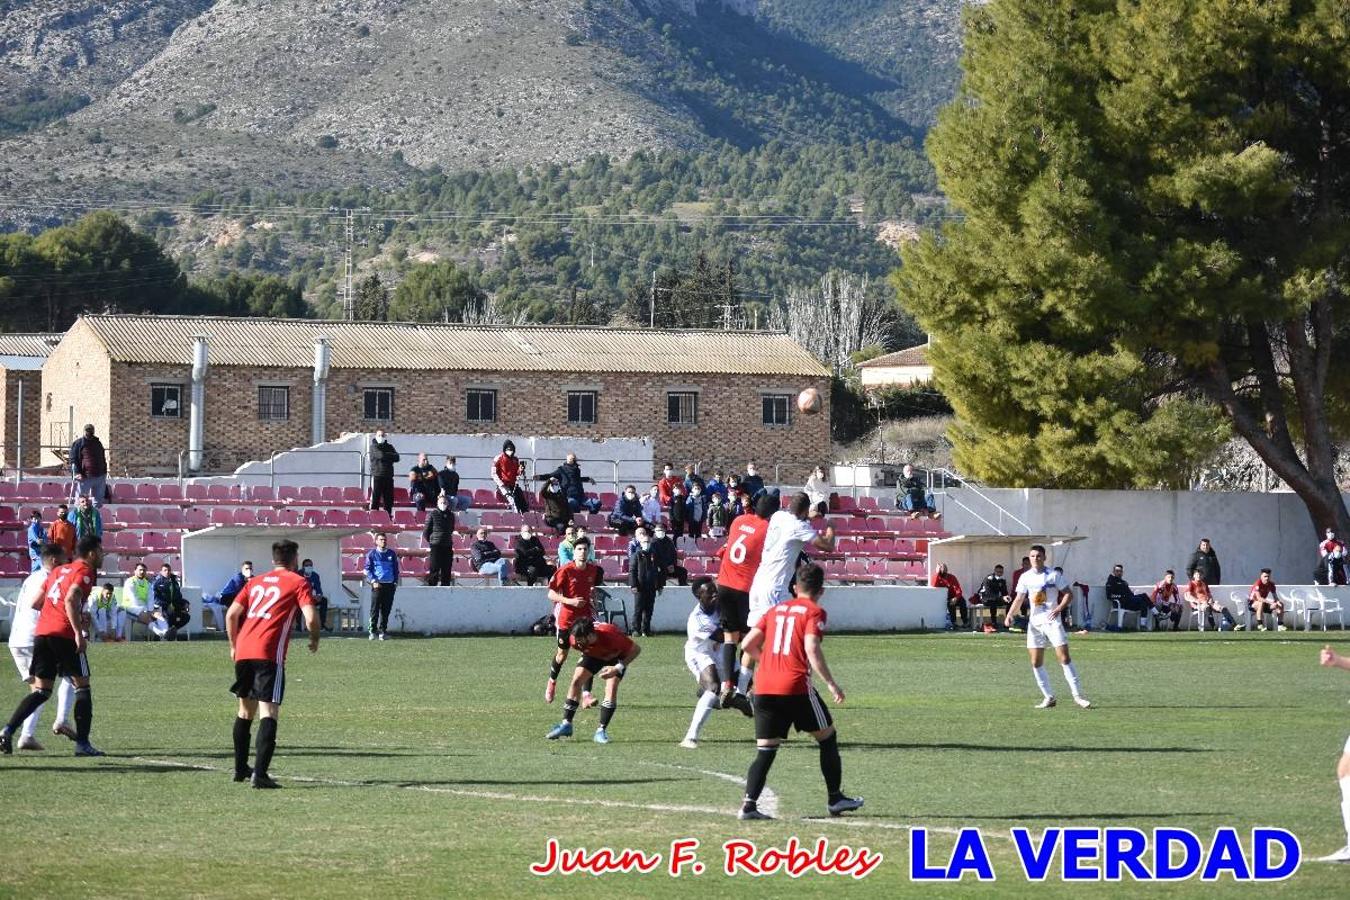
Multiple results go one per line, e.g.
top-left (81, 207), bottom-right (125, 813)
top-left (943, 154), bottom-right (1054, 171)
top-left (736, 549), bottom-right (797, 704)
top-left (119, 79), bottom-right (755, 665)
top-left (2, 629), bottom-right (1349, 898)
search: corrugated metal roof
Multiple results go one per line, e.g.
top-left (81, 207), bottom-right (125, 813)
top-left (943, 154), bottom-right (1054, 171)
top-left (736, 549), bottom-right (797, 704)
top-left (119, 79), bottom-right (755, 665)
top-left (0, 333), bottom-right (62, 358)
top-left (856, 344), bottom-right (930, 368)
top-left (76, 315), bottom-right (830, 377)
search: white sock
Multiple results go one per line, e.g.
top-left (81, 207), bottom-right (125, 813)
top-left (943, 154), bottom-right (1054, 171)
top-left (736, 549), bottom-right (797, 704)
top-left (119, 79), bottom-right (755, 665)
top-left (685, 691), bottom-right (719, 742)
top-left (1062, 661), bottom-right (1084, 698)
top-left (736, 665), bottom-right (753, 694)
top-left (1032, 666), bottom-right (1052, 699)
top-left (55, 678), bottom-right (75, 725)
top-left (1340, 776), bottom-right (1350, 847)
top-left (20, 697), bottom-right (44, 739)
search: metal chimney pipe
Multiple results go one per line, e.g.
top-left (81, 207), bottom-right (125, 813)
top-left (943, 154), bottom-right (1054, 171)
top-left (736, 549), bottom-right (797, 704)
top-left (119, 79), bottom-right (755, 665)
top-left (311, 337), bottom-right (330, 446)
top-left (188, 334), bottom-right (209, 471)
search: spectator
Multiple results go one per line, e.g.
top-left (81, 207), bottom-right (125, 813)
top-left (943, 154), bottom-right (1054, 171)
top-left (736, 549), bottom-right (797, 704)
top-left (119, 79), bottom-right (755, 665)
top-left (704, 470), bottom-right (728, 502)
top-left (512, 524), bottom-right (554, 587)
top-left (683, 464), bottom-right (705, 495)
top-left (492, 440), bottom-right (529, 513)
top-left (422, 494), bottom-right (456, 586)
top-left (151, 563), bottom-right (190, 641)
top-left (69, 423), bottom-right (109, 507)
top-left (726, 473), bottom-right (743, 502)
top-left (119, 562), bottom-right (154, 640)
top-left (1184, 569), bottom-right (1235, 631)
top-left (1105, 564), bottom-right (1154, 630)
top-left (1248, 568), bottom-right (1288, 632)
top-left (640, 486), bottom-right (663, 525)
top-left (552, 453), bottom-right (602, 514)
top-left (470, 526), bottom-right (510, 585)
top-left (931, 562), bottom-right (967, 630)
top-left (572, 526), bottom-right (597, 563)
top-left (731, 488), bottom-right (752, 518)
top-left (628, 528), bottom-right (662, 637)
top-left (976, 565), bottom-right (1011, 633)
top-left (301, 558), bottom-right (328, 632)
top-left (1010, 555), bottom-right (1031, 597)
top-left (407, 452), bottom-right (439, 512)
top-left (1150, 570), bottom-right (1185, 631)
top-left (742, 462), bottom-right (766, 502)
top-left (539, 477), bottom-right (572, 534)
top-left (204, 561), bottom-right (253, 631)
top-left (557, 525), bottom-right (579, 568)
top-left (898, 463), bottom-right (939, 519)
top-left (363, 533), bottom-right (399, 641)
top-left (1318, 529), bottom-right (1347, 586)
top-left (657, 463), bottom-right (683, 506)
top-left (367, 429), bottom-right (401, 518)
top-left (68, 494), bottom-right (103, 541)
top-left (804, 465), bottom-right (829, 516)
top-left (706, 491), bottom-right (731, 539)
top-left (1186, 538), bottom-right (1222, 585)
top-left (607, 485), bottom-right (644, 536)
top-left (25, 510), bottom-right (44, 572)
top-left (685, 482), bottom-right (708, 541)
top-left (1057, 567), bottom-right (1091, 632)
top-left (92, 583), bottom-right (120, 643)
top-left (667, 483), bottom-right (688, 539)
top-left (651, 524), bottom-right (687, 588)
top-left (436, 456), bottom-right (472, 512)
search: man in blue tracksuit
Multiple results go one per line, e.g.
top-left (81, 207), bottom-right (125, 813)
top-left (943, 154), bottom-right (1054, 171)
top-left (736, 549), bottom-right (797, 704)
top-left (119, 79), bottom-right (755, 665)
top-left (25, 511), bottom-right (45, 572)
top-left (363, 533), bottom-right (400, 641)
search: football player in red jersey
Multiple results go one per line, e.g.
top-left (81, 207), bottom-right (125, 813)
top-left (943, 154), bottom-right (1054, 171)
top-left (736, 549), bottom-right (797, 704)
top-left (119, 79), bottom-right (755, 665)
top-left (544, 535), bottom-right (603, 705)
top-left (546, 618), bottom-right (641, 744)
top-left (713, 493), bottom-right (776, 711)
top-left (2, 535), bottom-right (104, 757)
top-left (225, 540), bottom-right (320, 789)
top-left (735, 564), bottom-right (862, 820)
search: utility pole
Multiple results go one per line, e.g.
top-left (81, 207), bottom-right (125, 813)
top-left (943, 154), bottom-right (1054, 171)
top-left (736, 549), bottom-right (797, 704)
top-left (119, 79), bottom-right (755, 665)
top-left (719, 302), bottom-right (734, 331)
top-left (342, 209), bottom-right (355, 320)
top-left (649, 269), bottom-right (656, 328)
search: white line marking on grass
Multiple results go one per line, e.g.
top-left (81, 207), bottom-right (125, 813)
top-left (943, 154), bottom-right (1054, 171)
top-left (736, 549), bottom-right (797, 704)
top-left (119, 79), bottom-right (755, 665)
top-left (628, 758), bottom-right (778, 817)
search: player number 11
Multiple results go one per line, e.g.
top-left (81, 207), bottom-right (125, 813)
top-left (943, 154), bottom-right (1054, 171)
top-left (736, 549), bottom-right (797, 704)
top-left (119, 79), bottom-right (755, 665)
top-left (769, 616), bottom-right (796, 655)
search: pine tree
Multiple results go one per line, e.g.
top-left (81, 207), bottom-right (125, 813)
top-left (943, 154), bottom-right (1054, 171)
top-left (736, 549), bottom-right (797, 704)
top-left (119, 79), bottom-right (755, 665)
top-left (353, 274), bottom-right (389, 322)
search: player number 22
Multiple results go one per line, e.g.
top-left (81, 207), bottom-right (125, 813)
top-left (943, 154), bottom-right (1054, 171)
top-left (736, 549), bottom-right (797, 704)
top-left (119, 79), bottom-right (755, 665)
top-left (246, 585), bottom-right (282, 620)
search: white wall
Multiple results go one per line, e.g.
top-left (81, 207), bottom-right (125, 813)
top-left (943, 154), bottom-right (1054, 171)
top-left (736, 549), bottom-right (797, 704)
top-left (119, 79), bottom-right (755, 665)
top-left (937, 487), bottom-right (1337, 592)
top-left (356, 584), bottom-right (949, 636)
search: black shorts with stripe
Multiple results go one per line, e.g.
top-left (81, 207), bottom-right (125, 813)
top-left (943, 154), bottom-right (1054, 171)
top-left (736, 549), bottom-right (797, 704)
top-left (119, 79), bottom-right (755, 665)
top-left (30, 635), bottom-right (89, 681)
top-left (577, 653), bottom-right (623, 674)
top-left (717, 585), bottom-right (750, 633)
top-left (232, 659), bottom-right (285, 704)
top-left (753, 689), bottom-right (833, 740)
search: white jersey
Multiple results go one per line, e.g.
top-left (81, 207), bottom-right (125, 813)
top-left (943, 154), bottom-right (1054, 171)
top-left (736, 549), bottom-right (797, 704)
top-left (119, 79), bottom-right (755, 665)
top-left (685, 604), bottom-right (720, 661)
top-left (7, 568), bottom-right (48, 650)
top-left (749, 511), bottom-right (818, 601)
top-left (1015, 567), bottom-right (1069, 609)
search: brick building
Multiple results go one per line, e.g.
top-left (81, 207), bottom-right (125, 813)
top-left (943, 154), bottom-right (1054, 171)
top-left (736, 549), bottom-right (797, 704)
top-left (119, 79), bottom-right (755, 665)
top-left (0, 333), bottom-right (60, 470)
top-left (40, 315), bottom-right (831, 477)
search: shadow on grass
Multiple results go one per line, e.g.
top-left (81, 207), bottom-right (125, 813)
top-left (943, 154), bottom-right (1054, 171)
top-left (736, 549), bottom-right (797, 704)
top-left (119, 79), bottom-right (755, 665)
top-left (2, 763), bottom-right (202, 775)
top-left (377, 776), bottom-right (694, 788)
top-left (842, 742), bottom-right (1212, 753)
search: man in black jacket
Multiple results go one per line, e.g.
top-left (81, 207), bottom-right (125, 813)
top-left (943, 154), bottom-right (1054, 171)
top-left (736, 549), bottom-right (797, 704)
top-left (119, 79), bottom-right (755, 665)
top-left (408, 452), bottom-right (439, 512)
top-left (1105, 564), bottom-right (1153, 630)
top-left (437, 456), bottom-right (471, 511)
top-left (977, 565), bottom-right (1011, 632)
top-left (69, 424), bottom-right (109, 508)
top-left (651, 525), bottom-right (688, 589)
top-left (512, 524), bottom-right (554, 587)
top-left (367, 429), bottom-right (401, 518)
top-left (422, 494), bottom-right (457, 586)
top-left (1186, 539), bottom-right (1221, 585)
top-left (470, 527), bottom-right (510, 585)
top-left (551, 453), bottom-right (601, 514)
top-left (628, 530), bottom-right (662, 636)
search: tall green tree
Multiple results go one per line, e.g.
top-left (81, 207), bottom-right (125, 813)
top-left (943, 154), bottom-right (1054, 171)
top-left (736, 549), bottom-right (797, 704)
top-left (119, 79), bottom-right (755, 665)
top-left (353, 274), bottom-right (390, 322)
top-left (388, 260), bottom-right (484, 322)
top-left (899, 0), bottom-right (1350, 535)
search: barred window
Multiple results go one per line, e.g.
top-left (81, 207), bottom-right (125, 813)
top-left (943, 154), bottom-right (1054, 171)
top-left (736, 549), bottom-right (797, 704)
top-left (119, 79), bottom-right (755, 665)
top-left (363, 388), bottom-right (394, 421)
top-left (567, 391), bottom-right (597, 424)
top-left (667, 391), bottom-right (698, 425)
top-left (762, 394), bottom-right (791, 427)
top-left (258, 386), bottom-right (290, 421)
top-left (467, 389), bottom-right (497, 423)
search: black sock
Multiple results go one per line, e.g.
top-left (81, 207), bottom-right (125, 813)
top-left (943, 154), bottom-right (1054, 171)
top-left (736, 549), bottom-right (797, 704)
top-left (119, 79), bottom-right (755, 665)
top-left (598, 700), bottom-right (616, 729)
top-left (818, 733), bottom-right (843, 801)
top-left (255, 717), bottom-right (278, 777)
top-left (233, 717), bottom-right (253, 776)
top-left (6, 689), bottom-right (50, 733)
top-left (549, 659), bottom-right (562, 681)
top-left (73, 687), bottom-right (92, 743)
top-left (719, 642), bottom-right (737, 687)
top-left (562, 698), bottom-right (579, 724)
top-left (744, 745), bottom-right (778, 804)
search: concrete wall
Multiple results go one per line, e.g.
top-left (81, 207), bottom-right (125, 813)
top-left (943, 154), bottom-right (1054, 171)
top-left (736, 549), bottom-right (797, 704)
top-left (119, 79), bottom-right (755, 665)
top-left (353, 584), bottom-right (949, 636)
top-left (937, 487), bottom-right (1338, 593)
top-left (0, 369), bottom-right (43, 469)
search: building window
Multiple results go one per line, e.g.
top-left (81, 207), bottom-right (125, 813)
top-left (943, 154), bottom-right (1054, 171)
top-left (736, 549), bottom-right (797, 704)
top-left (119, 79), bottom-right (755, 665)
top-left (258, 386), bottom-right (290, 421)
top-left (467, 388), bottom-right (497, 423)
top-left (151, 384), bottom-right (181, 418)
top-left (667, 391), bottom-right (698, 425)
top-left (762, 394), bottom-right (791, 427)
top-left (363, 388), bottom-right (394, 421)
top-left (567, 391), bottom-right (597, 424)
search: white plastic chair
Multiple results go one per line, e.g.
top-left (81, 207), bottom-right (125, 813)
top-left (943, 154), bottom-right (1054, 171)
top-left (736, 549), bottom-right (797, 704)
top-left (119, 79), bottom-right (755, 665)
top-left (1303, 588), bottom-right (1344, 631)
top-left (1109, 598), bottom-right (1143, 631)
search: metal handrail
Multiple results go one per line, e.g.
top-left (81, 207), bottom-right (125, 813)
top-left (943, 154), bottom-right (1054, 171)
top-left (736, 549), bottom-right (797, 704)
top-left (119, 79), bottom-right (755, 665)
top-left (928, 467), bottom-right (1032, 536)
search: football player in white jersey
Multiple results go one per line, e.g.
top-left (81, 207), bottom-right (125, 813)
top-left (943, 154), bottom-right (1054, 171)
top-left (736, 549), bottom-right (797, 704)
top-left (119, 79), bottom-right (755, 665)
top-left (680, 578), bottom-right (742, 748)
top-left (5, 543), bottom-right (75, 750)
top-left (1004, 544), bottom-right (1091, 709)
top-left (1316, 644), bottom-right (1350, 862)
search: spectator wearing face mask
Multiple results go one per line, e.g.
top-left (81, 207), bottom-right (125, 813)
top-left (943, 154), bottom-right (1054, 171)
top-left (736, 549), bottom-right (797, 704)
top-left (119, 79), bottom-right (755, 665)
top-left (301, 558), bottom-right (329, 631)
top-left (629, 529), bottom-right (662, 636)
top-left (650, 525), bottom-right (687, 589)
top-left (493, 440), bottom-right (529, 513)
top-left (641, 486), bottom-right (663, 526)
top-left (741, 462), bottom-right (766, 502)
top-left (685, 482), bottom-right (708, 541)
top-left (513, 525), bottom-right (554, 587)
top-left (204, 561), bottom-right (254, 631)
top-left (436, 456), bottom-right (472, 512)
top-left (704, 470), bottom-right (728, 503)
top-left (608, 485), bottom-right (644, 536)
top-left (539, 477), bottom-right (572, 534)
top-left (706, 492), bottom-right (731, 539)
top-left (551, 452), bottom-right (602, 514)
top-left (367, 428), bottom-right (401, 518)
top-left (657, 464), bottom-right (683, 506)
top-left (683, 464), bottom-right (705, 495)
top-left (667, 483), bottom-right (689, 539)
top-left (471, 527), bottom-right (511, 585)
top-left (422, 493), bottom-right (457, 586)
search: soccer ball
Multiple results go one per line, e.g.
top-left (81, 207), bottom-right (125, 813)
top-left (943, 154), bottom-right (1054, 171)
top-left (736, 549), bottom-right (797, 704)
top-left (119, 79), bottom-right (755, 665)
top-left (797, 388), bottom-right (822, 415)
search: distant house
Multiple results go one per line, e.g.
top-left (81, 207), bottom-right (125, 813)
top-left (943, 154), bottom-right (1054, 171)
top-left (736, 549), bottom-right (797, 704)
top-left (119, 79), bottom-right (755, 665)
top-left (0, 333), bottom-right (60, 469)
top-left (856, 343), bottom-right (933, 390)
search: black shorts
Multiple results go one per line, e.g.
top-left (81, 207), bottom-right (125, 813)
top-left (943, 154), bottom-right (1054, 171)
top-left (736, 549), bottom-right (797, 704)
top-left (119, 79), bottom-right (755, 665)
top-left (232, 659), bottom-right (285, 704)
top-left (754, 690), bottom-right (833, 740)
top-left (577, 654), bottom-right (622, 675)
top-left (717, 584), bottom-right (750, 633)
top-left (30, 635), bottom-right (89, 681)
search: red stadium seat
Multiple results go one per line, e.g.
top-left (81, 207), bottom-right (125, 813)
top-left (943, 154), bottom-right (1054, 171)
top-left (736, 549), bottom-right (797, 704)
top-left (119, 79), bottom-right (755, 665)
top-left (342, 486), bottom-right (366, 504)
top-left (134, 484), bottom-right (160, 502)
top-left (321, 487), bottom-right (343, 504)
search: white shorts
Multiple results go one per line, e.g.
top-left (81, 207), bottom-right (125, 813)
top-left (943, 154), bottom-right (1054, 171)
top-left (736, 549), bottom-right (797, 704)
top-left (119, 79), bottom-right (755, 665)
top-left (747, 584), bottom-right (789, 629)
top-left (9, 645), bottom-right (34, 683)
top-left (1026, 608), bottom-right (1068, 649)
top-left (685, 650), bottom-right (717, 679)
top-left (1343, 732), bottom-right (1350, 756)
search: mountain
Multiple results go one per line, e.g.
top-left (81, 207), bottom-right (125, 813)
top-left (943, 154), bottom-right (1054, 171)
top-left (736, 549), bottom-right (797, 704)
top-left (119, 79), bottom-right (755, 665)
top-left (0, 0), bottom-right (964, 201)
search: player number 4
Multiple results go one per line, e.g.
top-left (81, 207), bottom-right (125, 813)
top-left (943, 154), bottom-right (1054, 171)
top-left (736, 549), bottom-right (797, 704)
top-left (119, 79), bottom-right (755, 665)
top-left (246, 585), bottom-right (282, 620)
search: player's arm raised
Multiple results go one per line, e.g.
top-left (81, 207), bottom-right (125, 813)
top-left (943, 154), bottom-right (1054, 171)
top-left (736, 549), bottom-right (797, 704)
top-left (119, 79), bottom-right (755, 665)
top-left (599, 643), bottom-right (640, 680)
top-left (806, 634), bottom-right (844, 704)
top-left (225, 600), bottom-right (246, 658)
top-left (740, 626), bottom-right (765, 664)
